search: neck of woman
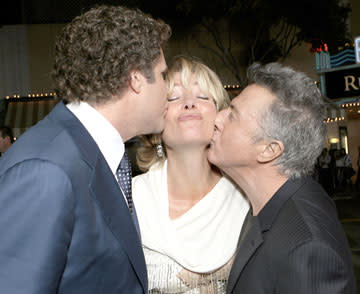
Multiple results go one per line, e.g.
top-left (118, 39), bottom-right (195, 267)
top-left (166, 147), bottom-right (222, 219)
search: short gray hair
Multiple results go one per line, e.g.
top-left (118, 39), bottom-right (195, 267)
top-left (248, 62), bottom-right (327, 179)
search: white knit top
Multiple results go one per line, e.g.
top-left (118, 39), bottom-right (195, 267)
top-left (144, 246), bottom-right (235, 293)
top-left (132, 161), bottom-right (249, 293)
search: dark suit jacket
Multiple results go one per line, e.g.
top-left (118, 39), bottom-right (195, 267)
top-left (0, 102), bottom-right (147, 294)
top-left (227, 177), bottom-right (356, 294)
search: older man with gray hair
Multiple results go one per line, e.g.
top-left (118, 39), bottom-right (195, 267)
top-left (208, 62), bottom-right (356, 294)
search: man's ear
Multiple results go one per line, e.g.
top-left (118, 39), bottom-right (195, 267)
top-left (257, 140), bottom-right (284, 163)
top-left (129, 70), bottom-right (145, 94)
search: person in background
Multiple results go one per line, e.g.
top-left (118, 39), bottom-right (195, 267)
top-left (0, 125), bottom-right (14, 155)
top-left (336, 148), bottom-right (353, 193)
top-left (0, 5), bottom-right (171, 294)
top-left (356, 146), bottom-right (360, 195)
top-left (328, 148), bottom-right (338, 194)
top-left (208, 62), bottom-right (356, 294)
top-left (318, 147), bottom-right (333, 195)
top-left (132, 56), bottom-right (249, 294)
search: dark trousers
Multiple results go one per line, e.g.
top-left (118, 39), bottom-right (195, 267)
top-left (319, 168), bottom-right (334, 196)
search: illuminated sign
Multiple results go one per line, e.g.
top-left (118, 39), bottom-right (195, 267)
top-left (356, 36), bottom-right (360, 63)
top-left (324, 66), bottom-right (360, 99)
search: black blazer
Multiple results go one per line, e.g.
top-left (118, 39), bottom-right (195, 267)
top-left (227, 177), bottom-right (356, 294)
top-left (0, 102), bottom-right (147, 293)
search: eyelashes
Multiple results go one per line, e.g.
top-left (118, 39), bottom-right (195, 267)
top-left (167, 96), bottom-right (209, 102)
top-left (167, 96), bottom-right (179, 102)
top-left (161, 71), bottom-right (168, 81)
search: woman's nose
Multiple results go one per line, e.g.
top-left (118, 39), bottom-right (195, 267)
top-left (183, 95), bottom-right (196, 110)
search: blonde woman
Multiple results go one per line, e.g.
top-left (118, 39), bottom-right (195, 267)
top-left (132, 56), bottom-right (249, 293)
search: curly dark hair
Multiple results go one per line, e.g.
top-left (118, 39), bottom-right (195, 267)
top-left (52, 5), bottom-right (171, 104)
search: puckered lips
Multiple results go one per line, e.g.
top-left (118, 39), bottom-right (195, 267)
top-left (178, 113), bottom-right (202, 121)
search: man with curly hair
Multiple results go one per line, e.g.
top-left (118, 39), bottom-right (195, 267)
top-left (0, 5), bottom-right (171, 294)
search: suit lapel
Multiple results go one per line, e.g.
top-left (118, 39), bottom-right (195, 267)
top-left (227, 217), bottom-right (263, 293)
top-left (90, 163), bottom-right (147, 290)
top-left (225, 177), bottom-right (308, 293)
top-left (48, 102), bottom-right (147, 290)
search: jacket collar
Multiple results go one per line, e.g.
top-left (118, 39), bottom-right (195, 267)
top-left (257, 177), bottom-right (306, 231)
top-left (227, 214), bottom-right (263, 293)
top-left (227, 177), bottom-right (307, 293)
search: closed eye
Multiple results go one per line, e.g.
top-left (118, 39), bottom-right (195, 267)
top-left (161, 70), bottom-right (168, 81)
top-left (197, 96), bottom-right (209, 100)
top-left (167, 96), bottom-right (179, 102)
top-left (228, 104), bottom-right (238, 120)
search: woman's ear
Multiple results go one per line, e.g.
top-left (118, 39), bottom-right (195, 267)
top-left (257, 140), bottom-right (284, 163)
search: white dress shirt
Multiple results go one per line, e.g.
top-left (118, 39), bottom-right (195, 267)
top-left (66, 101), bottom-right (125, 184)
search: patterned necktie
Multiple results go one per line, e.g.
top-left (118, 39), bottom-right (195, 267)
top-left (116, 151), bottom-right (133, 213)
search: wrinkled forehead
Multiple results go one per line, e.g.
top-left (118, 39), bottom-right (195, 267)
top-left (232, 84), bottom-right (276, 117)
top-left (236, 84), bottom-right (276, 106)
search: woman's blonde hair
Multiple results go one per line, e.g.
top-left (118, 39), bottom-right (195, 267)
top-left (136, 55), bottom-right (230, 172)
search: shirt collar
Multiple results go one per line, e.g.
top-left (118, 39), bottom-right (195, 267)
top-left (66, 101), bottom-right (124, 175)
top-left (256, 177), bottom-right (307, 231)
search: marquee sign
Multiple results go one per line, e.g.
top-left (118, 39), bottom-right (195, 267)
top-left (324, 66), bottom-right (360, 99)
